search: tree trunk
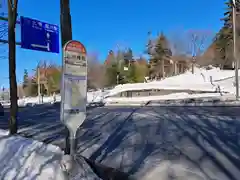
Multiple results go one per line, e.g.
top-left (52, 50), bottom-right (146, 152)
top-left (191, 56), bottom-right (195, 74)
top-left (8, 0), bottom-right (18, 134)
top-left (192, 62), bottom-right (194, 74)
top-left (161, 60), bottom-right (165, 79)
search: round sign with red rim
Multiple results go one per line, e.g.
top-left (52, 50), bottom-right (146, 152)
top-left (63, 40), bottom-right (87, 77)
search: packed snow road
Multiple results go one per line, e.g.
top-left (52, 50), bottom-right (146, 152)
top-left (0, 103), bottom-right (240, 180)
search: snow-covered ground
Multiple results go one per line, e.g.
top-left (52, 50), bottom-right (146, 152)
top-left (2, 103), bottom-right (240, 180)
top-left (1, 67), bottom-right (240, 180)
top-left (104, 93), bottom-right (232, 106)
top-left (107, 67), bottom-right (239, 95)
top-left (0, 129), bottom-right (65, 179)
top-left (103, 67), bottom-right (240, 105)
top-left (14, 90), bottom-right (108, 107)
top-left (0, 129), bottom-right (101, 180)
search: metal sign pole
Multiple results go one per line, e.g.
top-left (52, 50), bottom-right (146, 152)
top-left (233, 1), bottom-right (239, 100)
top-left (61, 40), bottom-right (87, 156)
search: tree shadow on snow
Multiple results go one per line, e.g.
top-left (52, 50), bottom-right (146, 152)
top-left (0, 135), bottom-right (62, 180)
top-left (75, 105), bottom-right (149, 180)
top-left (76, 104), bottom-right (240, 180)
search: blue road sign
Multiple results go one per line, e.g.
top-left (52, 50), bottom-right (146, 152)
top-left (20, 16), bottom-right (59, 53)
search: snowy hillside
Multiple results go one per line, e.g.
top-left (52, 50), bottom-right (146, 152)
top-left (104, 67), bottom-right (240, 103)
top-left (109, 67), bottom-right (239, 94)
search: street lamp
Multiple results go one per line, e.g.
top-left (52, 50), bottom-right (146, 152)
top-left (233, 0), bottom-right (239, 100)
top-left (191, 33), bottom-right (197, 74)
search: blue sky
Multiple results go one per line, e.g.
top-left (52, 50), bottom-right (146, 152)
top-left (0, 0), bottom-right (225, 88)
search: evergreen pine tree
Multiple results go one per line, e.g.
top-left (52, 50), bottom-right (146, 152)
top-left (150, 32), bottom-right (172, 79)
top-left (124, 48), bottom-right (133, 67)
top-left (22, 69), bottom-right (28, 89)
top-left (128, 63), bottom-right (137, 83)
top-left (105, 63), bottom-right (118, 86)
top-left (214, 0), bottom-right (240, 69)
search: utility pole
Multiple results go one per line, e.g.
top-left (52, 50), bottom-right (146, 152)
top-left (60, 0), bottom-right (72, 155)
top-left (191, 34), bottom-right (196, 74)
top-left (233, 0), bottom-right (239, 100)
top-left (37, 66), bottom-right (41, 104)
top-left (8, 0), bottom-right (19, 134)
top-left (32, 65), bottom-right (41, 103)
top-left (191, 56), bottom-right (195, 74)
top-left (60, 0), bottom-right (72, 47)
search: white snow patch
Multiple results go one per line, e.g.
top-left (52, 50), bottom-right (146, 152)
top-left (0, 130), bottom-right (100, 180)
top-left (104, 67), bottom-right (240, 104)
top-left (107, 67), bottom-right (240, 96)
top-left (141, 161), bottom-right (207, 180)
top-left (104, 93), bottom-right (228, 105)
top-left (0, 131), bottom-right (66, 180)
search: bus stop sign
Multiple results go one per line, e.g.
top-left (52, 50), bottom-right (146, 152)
top-left (61, 40), bottom-right (87, 139)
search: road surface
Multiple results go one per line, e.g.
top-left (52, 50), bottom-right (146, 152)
top-left (0, 103), bottom-right (240, 180)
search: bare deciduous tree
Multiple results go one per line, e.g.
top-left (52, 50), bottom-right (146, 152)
top-left (87, 52), bottom-right (105, 89)
top-left (169, 29), bottom-right (192, 74)
top-left (170, 29), bottom-right (214, 73)
top-left (187, 30), bottom-right (214, 73)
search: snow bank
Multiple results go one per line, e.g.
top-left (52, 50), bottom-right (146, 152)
top-left (87, 90), bottom-right (109, 103)
top-left (104, 92), bottom-right (220, 103)
top-left (0, 129), bottom-right (101, 180)
top-left (107, 83), bottom-right (217, 98)
top-left (17, 90), bottom-right (109, 107)
top-left (103, 67), bottom-right (240, 105)
top-left (0, 129), bottom-right (66, 179)
top-left (104, 92), bottom-right (232, 106)
top-left (106, 67), bottom-right (240, 98)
